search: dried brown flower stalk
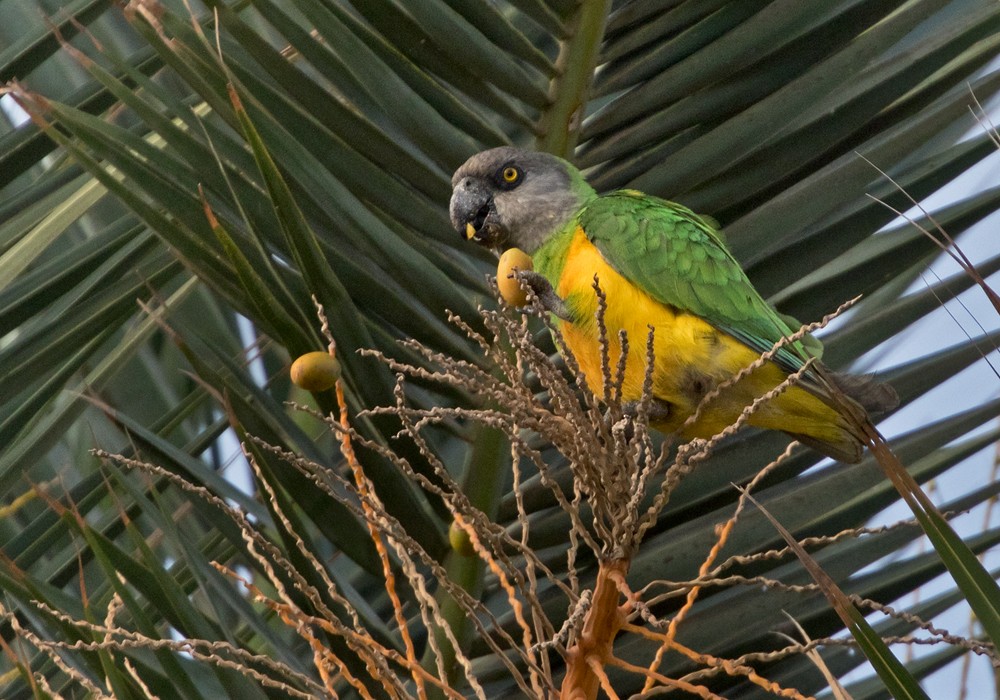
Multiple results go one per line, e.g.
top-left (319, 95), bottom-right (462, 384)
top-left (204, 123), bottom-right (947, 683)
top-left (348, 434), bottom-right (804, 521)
top-left (358, 281), bottom-right (861, 699)
top-left (7, 285), bottom-right (989, 698)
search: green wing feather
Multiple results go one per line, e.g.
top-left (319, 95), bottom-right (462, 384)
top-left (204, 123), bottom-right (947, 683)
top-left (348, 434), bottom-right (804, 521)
top-left (580, 191), bottom-right (817, 375)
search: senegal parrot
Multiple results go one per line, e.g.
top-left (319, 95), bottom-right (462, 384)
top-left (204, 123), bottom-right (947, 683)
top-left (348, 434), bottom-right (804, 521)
top-left (449, 147), bottom-right (897, 463)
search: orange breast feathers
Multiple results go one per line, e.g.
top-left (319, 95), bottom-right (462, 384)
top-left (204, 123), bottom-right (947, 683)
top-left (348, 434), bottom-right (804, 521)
top-left (551, 228), bottom-right (850, 444)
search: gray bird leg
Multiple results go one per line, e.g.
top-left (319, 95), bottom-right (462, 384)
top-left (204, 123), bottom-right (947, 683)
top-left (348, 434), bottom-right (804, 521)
top-left (607, 399), bottom-right (672, 442)
top-left (621, 398), bottom-right (672, 423)
top-left (514, 270), bottom-right (572, 321)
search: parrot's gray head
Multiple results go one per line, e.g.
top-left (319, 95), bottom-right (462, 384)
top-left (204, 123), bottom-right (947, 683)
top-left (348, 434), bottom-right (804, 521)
top-left (450, 147), bottom-right (595, 254)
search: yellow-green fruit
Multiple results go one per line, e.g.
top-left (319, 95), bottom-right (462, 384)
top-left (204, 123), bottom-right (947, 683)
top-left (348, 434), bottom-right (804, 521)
top-left (448, 520), bottom-right (476, 557)
top-left (290, 351), bottom-right (341, 391)
top-left (497, 247), bottom-right (533, 306)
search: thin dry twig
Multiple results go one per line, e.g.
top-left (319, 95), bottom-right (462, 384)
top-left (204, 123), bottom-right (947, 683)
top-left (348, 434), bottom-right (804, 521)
top-left (19, 278), bottom-right (984, 699)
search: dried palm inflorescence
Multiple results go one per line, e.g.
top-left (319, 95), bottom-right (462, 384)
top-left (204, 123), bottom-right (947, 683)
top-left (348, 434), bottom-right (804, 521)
top-left (354, 280), bottom-right (861, 699)
top-left (8, 288), bottom-right (992, 699)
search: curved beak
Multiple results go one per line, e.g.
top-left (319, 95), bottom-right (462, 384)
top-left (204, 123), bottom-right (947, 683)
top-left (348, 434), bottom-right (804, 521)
top-left (450, 178), bottom-right (503, 247)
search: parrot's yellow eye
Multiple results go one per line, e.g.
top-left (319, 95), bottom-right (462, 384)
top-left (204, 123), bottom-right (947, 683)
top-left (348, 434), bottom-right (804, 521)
top-left (502, 166), bottom-right (520, 184)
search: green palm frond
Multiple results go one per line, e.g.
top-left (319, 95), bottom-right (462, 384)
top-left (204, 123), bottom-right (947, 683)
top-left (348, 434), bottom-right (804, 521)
top-left (0, 0), bottom-right (998, 697)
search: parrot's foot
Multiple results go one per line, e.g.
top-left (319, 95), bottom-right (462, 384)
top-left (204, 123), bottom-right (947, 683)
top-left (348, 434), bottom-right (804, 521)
top-left (515, 270), bottom-right (572, 321)
top-left (607, 399), bottom-right (672, 442)
top-left (622, 399), bottom-right (672, 423)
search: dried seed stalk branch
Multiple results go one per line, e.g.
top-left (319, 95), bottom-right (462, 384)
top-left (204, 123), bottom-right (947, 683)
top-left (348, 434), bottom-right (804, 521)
top-left (623, 622), bottom-right (811, 700)
top-left (89, 452), bottom-right (381, 697)
top-left (352, 279), bottom-right (878, 698)
top-left (23, 280), bottom-right (978, 698)
top-left (0, 602), bottom-right (115, 700)
top-left (245, 433), bottom-right (545, 696)
top-left (641, 442), bottom-right (798, 690)
top-left (8, 599), bottom-right (322, 699)
top-left (710, 516), bottom-right (928, 574)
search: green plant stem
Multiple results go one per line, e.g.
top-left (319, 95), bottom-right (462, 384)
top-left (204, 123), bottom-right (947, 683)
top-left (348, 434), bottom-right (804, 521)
top-left (535, 1), bottom-right (611, 158)
top-left (864, 425), bottom-right (1000, 647)
top-left (746, 490), bottom-right (930, 700)
top-left (422, 424), bottom-right (509, 696)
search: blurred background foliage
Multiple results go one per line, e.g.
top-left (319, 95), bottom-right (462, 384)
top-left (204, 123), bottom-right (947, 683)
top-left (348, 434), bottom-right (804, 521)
top-left (0, 0), bottom-right (999, 696)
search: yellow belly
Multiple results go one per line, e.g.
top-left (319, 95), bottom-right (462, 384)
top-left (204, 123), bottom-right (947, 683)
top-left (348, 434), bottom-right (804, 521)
top-left (554, 228), bottom-right (848, 445)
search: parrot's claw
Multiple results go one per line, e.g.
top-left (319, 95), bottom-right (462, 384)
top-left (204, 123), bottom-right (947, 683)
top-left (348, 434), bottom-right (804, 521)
top-left (515, 270), bottom-right (572, 321)
top-left (622, 399), bottom-right (672, 423)
top-left (604, 400), bottom-right (671, 443)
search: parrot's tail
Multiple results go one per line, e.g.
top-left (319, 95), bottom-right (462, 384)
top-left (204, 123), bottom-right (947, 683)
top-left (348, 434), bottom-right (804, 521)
top-left (786, 369), bottom-right (899, 464)
top-left (827, 370), bottom-right (900, 416)
top-left (789, 431), bottom-right (865, 464)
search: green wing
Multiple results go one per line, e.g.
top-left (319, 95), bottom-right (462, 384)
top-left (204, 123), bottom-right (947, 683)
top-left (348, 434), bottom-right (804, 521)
top-left (581, 191), bottom-right (817, 374)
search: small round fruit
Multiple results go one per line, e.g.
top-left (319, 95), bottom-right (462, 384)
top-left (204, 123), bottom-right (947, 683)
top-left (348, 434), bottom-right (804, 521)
top-left (290, 351), bottom-right (341, 392)
top-left (448, 520), bottom-right (476, 557)
top-left (497, 247), bottom-right (533, 306)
